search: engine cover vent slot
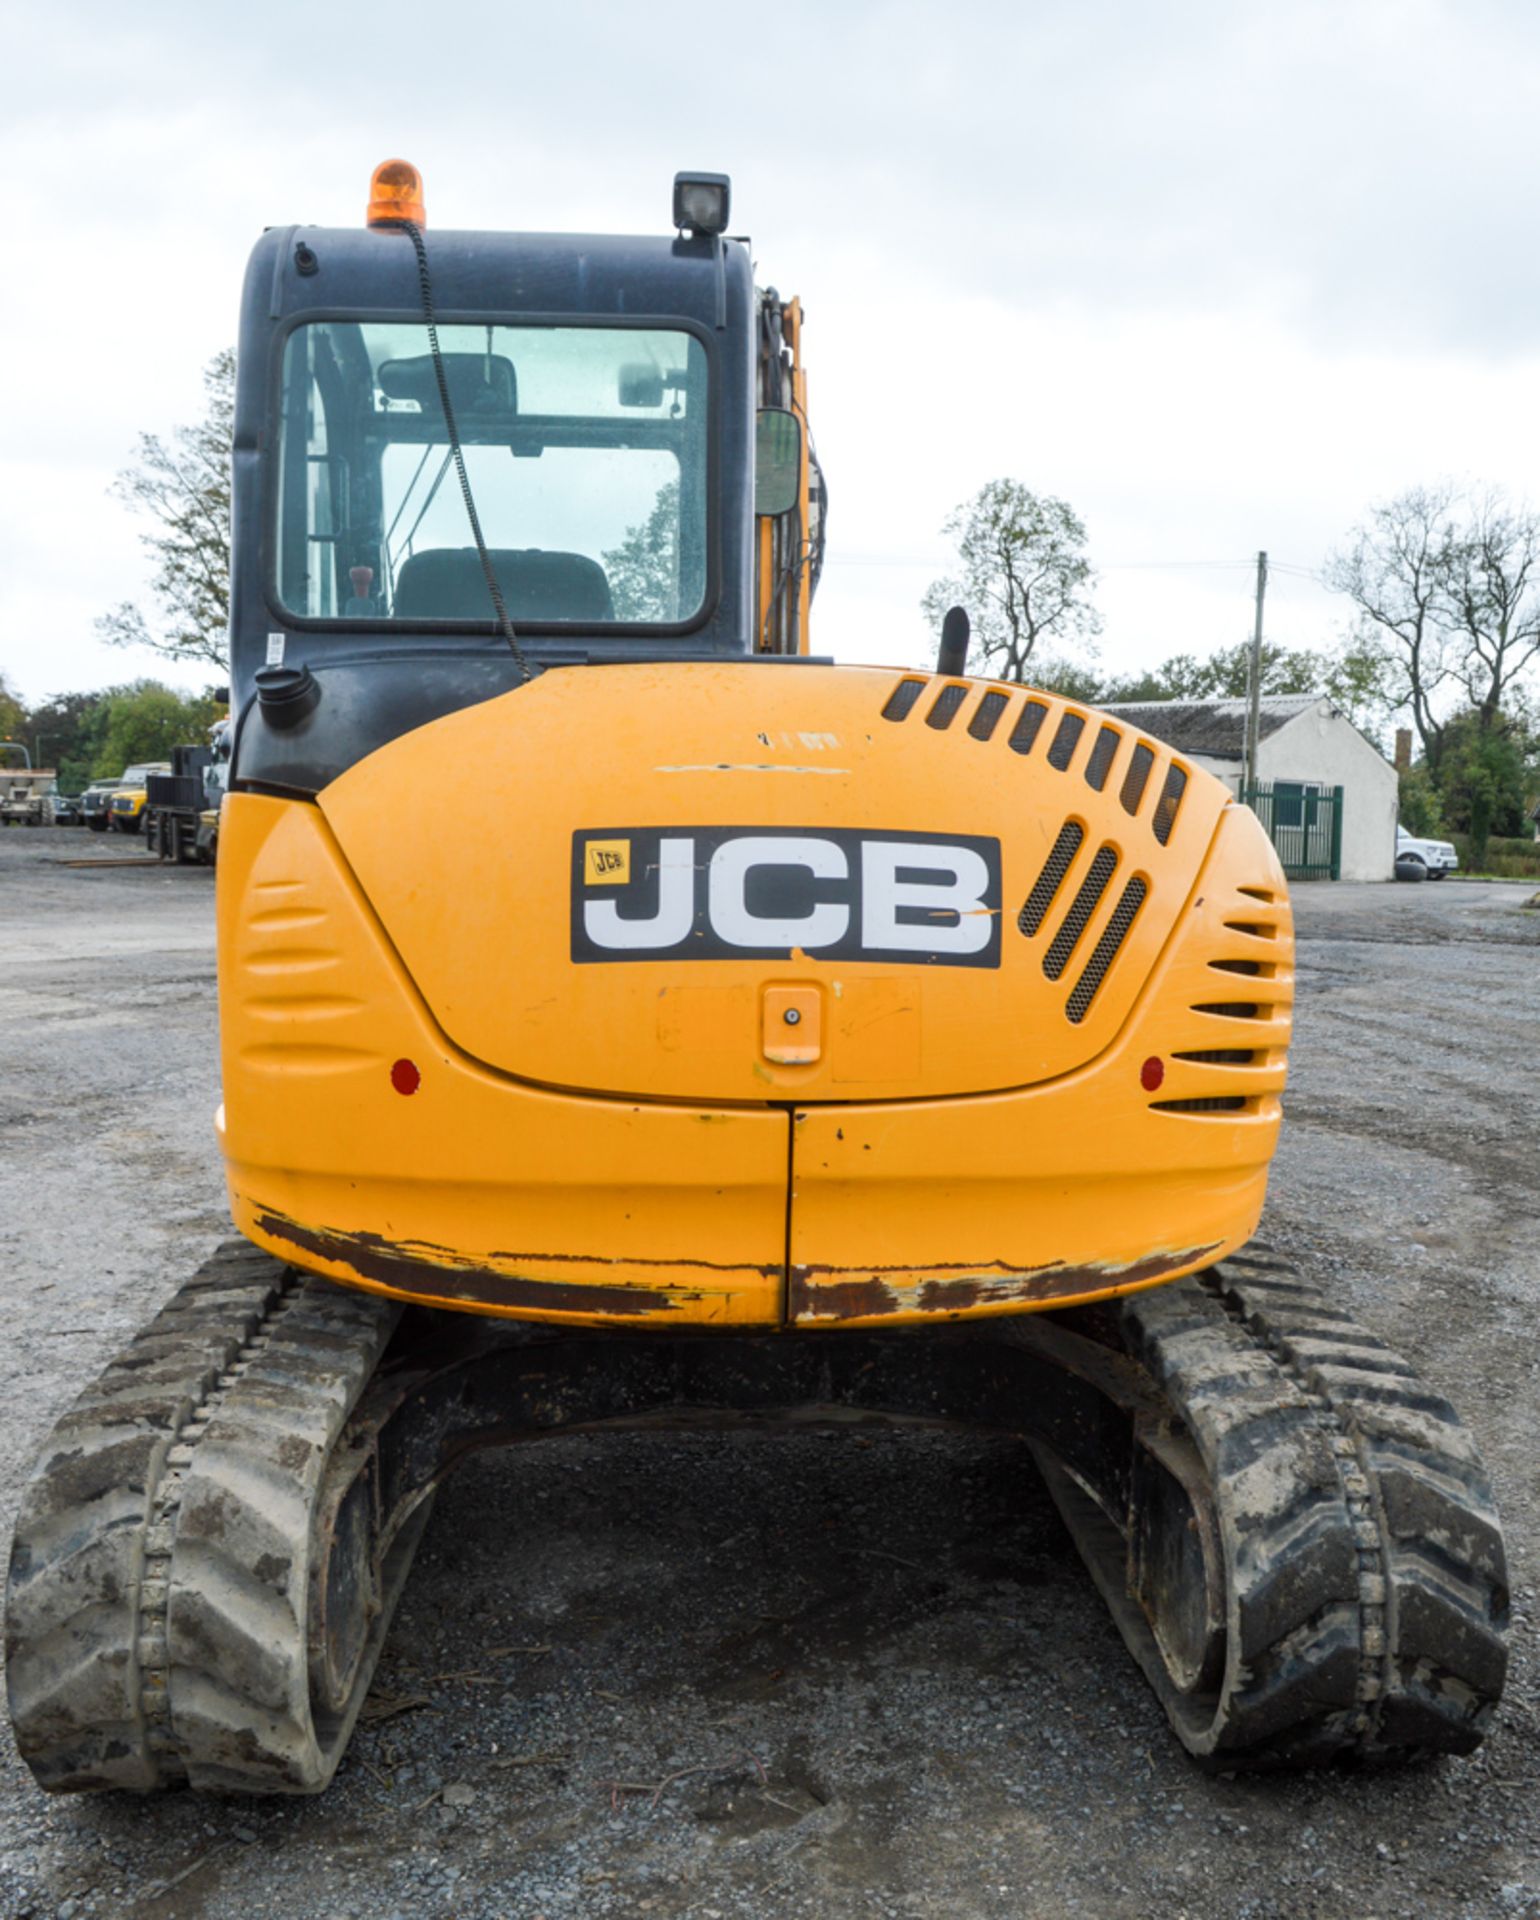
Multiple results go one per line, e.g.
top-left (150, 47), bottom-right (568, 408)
top-left (1120, 742), bottom-right (1155, 816)
top-left (926, 684), bottom-right (968, 730)
top-left (1018, 821), bottom-right (1085, 936)
top-left (881, 679), bottom-right (927, 722)
top-left (1047, 712), bottom-right (1086, 771)
top-left (1150, 1096), bottom-right (1250, 1114)
top-left (1193, 1001), bottom-right (1260, 1020)
top-left (968, 690), bottom-right (1010, 740)
top-left (1173, 1048), bottom-right (1257, 1065)
top-left (1044, 844), bottom-right (1118, 980)
top-left (1210, 958), bottom-right (1262, 977)
top-left (1065, 875), bottom-right (1147, 1023)
top-left (1152, 765), bottom-right (1188, 844)
top-left (1009, 700), bottom-right (1050, 755)
top-left (1084, 725), bottom-right (1120, 792)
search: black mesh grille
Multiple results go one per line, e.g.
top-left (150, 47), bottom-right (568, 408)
top-left (1043, 845), bottom-right (1118, 979)
top-left (1047, 712), bottom-right (1086, 770)
top-left (968, 690), bottom-right (1010, 740)
top-left (881, 679), bottom-right (926, 722)
top-left (1065, 875), bottom-right (1147, 1023)
top-left (1173, 1048), bottom-right (1256, 1064)
top-left (1193, 1001), bottom-right (1259, 1019)
top-left (1084, 725), bottom-right (1120, 792)
top-left (1152, 764), bottom-right (1188, 843)
top-left (1150, 1097), bottom-right (1249, 1114)
top-left (1008, 701), bottom-right (1049, 755)
top-left (1018, 822), bottom-right (1084, 936)
top-left (926, 684), bottom-right (968, 730)
top-left (1120, 742), bottom-right (1155, 815)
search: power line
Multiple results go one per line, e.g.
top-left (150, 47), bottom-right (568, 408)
top-left (1098, 559), bottom-right (1256, 572)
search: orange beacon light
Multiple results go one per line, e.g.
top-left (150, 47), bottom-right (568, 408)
top-left (367, 159), bottom-right (426, 228)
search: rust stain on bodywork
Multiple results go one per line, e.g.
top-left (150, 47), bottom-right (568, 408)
top-left (788, 1244), bottom-right (1222, 1324)
top-left (250, 1210), bottom-right (775, 1319)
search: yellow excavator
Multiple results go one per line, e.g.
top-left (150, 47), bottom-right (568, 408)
top-left (5, 162), bottom-right (1507, 1793)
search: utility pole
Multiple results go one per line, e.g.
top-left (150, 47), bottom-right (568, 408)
top-left (1244, 550), bottom-right (1267, 801)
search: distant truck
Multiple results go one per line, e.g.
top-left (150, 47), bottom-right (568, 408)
top-left (145, 744), bottom-right (219, 865)
top-left (0, 745), bottom-right (59, 827)
top-left (79, 777), bottom-right (121, 832)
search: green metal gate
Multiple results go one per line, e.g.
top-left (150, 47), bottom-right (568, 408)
top-left (1242, 780), bottom-right (1343, 881)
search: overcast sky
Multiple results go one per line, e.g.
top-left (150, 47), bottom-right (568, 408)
top-left (5, 0), bottom-right (1540, 706)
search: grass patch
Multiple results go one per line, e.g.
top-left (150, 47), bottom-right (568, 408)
top-left (1447, 832), bottom-right (1540, 880)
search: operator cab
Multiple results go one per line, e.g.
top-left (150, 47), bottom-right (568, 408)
top-left (228, 164), bottom-right (812, 800)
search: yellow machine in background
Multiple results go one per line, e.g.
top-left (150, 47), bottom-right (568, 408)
top-left (6, 162), bottom-right (1506, 1798)
top-left (107, 763), bottom-right (170, 833)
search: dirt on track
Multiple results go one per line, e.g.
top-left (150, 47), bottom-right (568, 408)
top-left (1, 830), bottom-right (1537, 1920)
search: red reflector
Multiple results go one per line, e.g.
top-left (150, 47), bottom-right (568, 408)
top-left (1140, 1056), bottom-right (1164, 1092)
top-left (390, 1058), bottom-right (421, 1096)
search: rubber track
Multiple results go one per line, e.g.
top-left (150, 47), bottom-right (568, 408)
top-left (5, 1241), bottom-right (401, 1792)
top-left (1208, 1250), bottom-right (1508, 1758)
top-left (164, 1273), bottom-right (399, 1790)
top-left (1100, 1252), bottom-right (1509, 1767)
top-left (6, 1241), bottom-right (290, 1789)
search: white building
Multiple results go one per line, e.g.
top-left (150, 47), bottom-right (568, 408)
top-left (1104, 694), bottom-right (1398, 882)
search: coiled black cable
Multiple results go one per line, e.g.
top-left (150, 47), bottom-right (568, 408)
top-left (399, 220), bottom-right (532, 682)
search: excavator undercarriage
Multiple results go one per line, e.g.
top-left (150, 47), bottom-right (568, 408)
top-left (7, 1239), bottom-right (1507, 1792)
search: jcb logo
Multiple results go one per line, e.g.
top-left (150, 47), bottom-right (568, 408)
top-left (572, 827), bottom-right (1001, 968)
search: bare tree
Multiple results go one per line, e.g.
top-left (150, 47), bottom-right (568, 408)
top-left (1324, 483), bottom-right (1461, 770)
top-left (97, 349), bottom-right (233, 674)
top-left (1445, 490), bottom-right (1540, 729)
top-left (922, 480), bottom-right (1100, 683)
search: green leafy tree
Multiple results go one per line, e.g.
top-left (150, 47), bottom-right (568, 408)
top-left (1320, 636), bottom-right (1400, 745)
top-left (1433, 708), bottom-right (1532, 863)
top-left (922, 480), bottom-right (1100, 683)
top-left (1102, 640), bottom-right (1327, 706)
top-left (92, 682), bottom-right (223, 778)
top-left (603, 479), bottom-right (680, 622)
top-left (1097, 657), bottom-right (1203, 704)
top-left (1029, 655), bottom-right (1105, 704)
top-left (1397, 766), bottom-right (1444, 837)
top-left (97, 349), bottom-right (234, 673)
top-left (1185, 641), bottom-right (1323, 699)
top-left (22, 689), bottom-right (108, 792)
top-left (0, 671), bottom-right (25, 749)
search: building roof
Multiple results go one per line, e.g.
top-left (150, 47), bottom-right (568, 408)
top-left (1101, 693), bottom-right (1323, 760)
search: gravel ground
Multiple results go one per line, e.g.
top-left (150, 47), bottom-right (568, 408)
top-left (1, 830), bottom-right (1537, 1920)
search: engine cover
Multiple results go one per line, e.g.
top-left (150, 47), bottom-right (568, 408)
top-left (317, 662), bottom-right (1232, 1104)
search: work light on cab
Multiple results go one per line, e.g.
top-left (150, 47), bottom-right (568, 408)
top-left (367, 158), bottom-right (426, 228)
top-left (673, 171), bottom-right (730, 235)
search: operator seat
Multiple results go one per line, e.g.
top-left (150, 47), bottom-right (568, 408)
top-left (393, 548), bottom-right (615, 623)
